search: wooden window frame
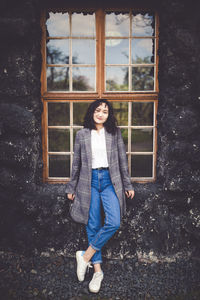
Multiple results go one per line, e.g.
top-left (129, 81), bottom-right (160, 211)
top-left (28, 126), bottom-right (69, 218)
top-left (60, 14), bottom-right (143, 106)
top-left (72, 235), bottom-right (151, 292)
top-left (40, 8), bottom-right (159, 184)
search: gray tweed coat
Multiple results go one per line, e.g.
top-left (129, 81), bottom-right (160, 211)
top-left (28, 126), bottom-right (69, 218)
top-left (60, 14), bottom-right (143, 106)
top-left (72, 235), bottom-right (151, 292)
top-left (65, 127), bottom-right (133, 224)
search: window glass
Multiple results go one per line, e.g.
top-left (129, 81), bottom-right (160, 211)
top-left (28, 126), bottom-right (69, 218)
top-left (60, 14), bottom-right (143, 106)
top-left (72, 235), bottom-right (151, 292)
top-left (132, 13), bottom-right (155, 37)
top-left (72, 13), bottom-right (95, 37)
top-left (132, 39), bottom-right (154, 64)
top-left (46, 12), bottom-right (69, 37)
top-left (47, 67), bottom-right (69, 91)
top-left (105, 13), bottom-right (129, 36)
top-left (49, 155), bottom-right (70, 177)
top-left (131, 155), bottom-right (153, 177)
top-left (132, 66), bottom-right (154, 91)
top-left (72, 40), bottom-right (95, 64)
top-left (106, 66), bottom-right (128, 91)
top-left (132, 102), bottom-right (154, 126)
top-left (47, 40), bottom-right (69, 64)
top-left (131, 129), bottom-right (153, 152)
top-left (48, 103), bottom-right (70, 126)
top-left (106, 39), bottom-right (129, 64)
top-left (112, 102), bottom-right (128, 126)
top-left (48, 129), bottom-right (70, 152)
top-left (73, 102), bottom-right (91, 125)
top-left (72, 67), bottom-right (95, 91)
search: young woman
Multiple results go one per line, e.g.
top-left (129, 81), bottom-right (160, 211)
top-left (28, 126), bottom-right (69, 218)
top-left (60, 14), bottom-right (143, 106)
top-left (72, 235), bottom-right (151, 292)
top-left (65, 99), bottom-right (134, 293)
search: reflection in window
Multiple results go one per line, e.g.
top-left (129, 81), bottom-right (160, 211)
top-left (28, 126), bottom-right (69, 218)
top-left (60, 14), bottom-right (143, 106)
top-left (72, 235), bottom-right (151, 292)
top-left (131, 129), bottom-right (153, 152)
top-left (48, 102), bottom-right (70, 126)
top-left (72, 67), bottom-right (95, 91)
top-left (47, 67), bottom-right (69, 91)
top-left (48, 129), bottom-right (70, 152)
top-left (132, 13), bottom-right (155, 37)
top-left (132, 67), bottom-right (154, 91)
top-left (105, 11), bottom-right (156, 92)
top-left (106, 66), bottom-right (128, 91)
top-left (47, 40), bottom-right (69, 64)
top-left (46, 12), bottom-right (96, 92)
top-left (49, 155), bottom-right (70, 177)
top-left (132, 102), bottom-right (153, 126)
top-left (131, 155), bottom-right (153, 177)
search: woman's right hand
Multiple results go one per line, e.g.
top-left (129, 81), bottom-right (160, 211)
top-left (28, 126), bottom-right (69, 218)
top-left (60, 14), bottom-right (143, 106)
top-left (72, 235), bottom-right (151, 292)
top-left (67, 193), bottom-right (75, 201)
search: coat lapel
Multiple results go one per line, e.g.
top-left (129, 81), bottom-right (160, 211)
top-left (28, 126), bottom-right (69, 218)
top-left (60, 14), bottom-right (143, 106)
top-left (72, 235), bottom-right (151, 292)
top-left (84, 128), bottom-right (92, 169)
top-left (105, 128), bottom-right (112, 166)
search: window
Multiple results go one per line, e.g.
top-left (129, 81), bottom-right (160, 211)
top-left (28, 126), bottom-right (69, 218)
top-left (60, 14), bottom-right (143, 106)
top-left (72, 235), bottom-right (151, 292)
top-left (41, 9), bottom-right (159, 183)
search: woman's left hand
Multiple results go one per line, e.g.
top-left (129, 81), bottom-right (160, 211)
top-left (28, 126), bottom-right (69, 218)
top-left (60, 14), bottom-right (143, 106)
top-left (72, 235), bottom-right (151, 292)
top-left (125, 190), bottom-right (135, 199)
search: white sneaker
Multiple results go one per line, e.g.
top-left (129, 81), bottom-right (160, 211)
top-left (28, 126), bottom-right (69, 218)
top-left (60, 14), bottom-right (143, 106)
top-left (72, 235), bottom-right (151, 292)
top-left (76, 251), bottom-right (92, 282)
top-left (89, 271), bottom-right (104, 293)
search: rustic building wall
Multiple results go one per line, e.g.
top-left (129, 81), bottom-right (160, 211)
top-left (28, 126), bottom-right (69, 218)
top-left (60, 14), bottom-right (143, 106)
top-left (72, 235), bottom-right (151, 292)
top-left (0, 0), bottom-right (200, 262)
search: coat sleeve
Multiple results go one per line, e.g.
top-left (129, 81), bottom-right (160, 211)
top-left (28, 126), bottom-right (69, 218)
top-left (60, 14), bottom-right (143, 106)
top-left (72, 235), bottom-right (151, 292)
top-left (65, 131), bottom-right (81, 195)
top-left (117, 128), bottom-right (134, 191)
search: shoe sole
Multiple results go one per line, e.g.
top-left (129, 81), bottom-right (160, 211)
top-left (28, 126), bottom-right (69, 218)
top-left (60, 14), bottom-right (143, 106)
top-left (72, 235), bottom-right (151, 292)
top-left (76, 251), bottom-right (84, 282)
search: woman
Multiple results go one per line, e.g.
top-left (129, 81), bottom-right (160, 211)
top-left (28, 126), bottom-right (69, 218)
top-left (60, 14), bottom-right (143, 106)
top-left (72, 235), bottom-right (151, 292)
top-left (65, 99), bottom-right (134, 293)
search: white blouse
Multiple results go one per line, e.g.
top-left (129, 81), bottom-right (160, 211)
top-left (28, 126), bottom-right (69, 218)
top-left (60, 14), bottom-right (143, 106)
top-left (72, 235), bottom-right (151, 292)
top-left (91, 127), bottom-right (109, 169)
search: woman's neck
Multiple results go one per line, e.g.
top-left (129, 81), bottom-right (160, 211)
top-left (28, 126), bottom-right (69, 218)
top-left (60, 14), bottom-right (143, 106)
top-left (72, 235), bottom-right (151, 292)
top-left (95, 124), bottom-right (104, 132)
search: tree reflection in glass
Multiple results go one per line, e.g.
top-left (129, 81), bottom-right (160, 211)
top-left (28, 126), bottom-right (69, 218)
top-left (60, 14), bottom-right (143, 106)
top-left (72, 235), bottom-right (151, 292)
top-left (48, 129), bottom-right (70, 152)
top-left (132, 39), bottom-right (154, 64)
top-left (72, 67), bottom-right (95, 91)
top-left (132, 66), bottom-right (154, 91)
top-left (48, 102), bottom-right (70, 126)
top-left (132, 102), bottom-right (154, 126)
top-left (47, 40), bottom-right (69, 64)
top-left (106, 67), bottom-right (128, 91)
top-left (112, 102), bottom-right (128, 125)
top-left (73, 102), bottom-right (91, 125)
top-left (132, 13), bottom-right (155, 37)
top-left (47, 67), bottom-right (69, 91)
top-left (131, 129), bottom-right (153, 152)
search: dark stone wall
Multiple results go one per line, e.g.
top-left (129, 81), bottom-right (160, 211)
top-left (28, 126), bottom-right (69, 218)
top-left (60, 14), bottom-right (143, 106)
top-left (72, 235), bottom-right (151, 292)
top-left (0, 0), bottom-right (200, 261)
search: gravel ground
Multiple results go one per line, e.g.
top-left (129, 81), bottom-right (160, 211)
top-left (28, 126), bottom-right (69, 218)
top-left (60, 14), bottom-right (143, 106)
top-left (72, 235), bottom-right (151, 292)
top-left (0, 251), bottom-right (199, 300)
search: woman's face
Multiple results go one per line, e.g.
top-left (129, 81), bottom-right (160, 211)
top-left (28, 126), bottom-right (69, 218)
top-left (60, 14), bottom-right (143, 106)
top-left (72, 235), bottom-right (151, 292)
top-left (93, 103), bottom-right (109, 125)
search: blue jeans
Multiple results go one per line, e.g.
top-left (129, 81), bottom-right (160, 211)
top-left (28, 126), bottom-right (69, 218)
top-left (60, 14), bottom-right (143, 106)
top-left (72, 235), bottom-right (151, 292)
top-left (86, 168), bottom-right (121, 264)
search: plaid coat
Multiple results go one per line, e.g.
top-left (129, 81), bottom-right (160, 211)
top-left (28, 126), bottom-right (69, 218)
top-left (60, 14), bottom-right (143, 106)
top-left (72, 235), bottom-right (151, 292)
top-left (65, 127), bottom-right (133, 224)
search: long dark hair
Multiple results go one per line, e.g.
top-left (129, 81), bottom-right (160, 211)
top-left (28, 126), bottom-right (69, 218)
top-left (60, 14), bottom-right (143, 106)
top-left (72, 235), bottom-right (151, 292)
top-left (83, 99), bottom-right (118, 134)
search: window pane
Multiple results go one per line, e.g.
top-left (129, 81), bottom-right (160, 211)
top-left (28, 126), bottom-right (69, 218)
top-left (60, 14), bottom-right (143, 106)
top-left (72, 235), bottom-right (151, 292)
top-left (131, 129), bottom-right (153, 152)
top-left (72, 67), bottom-right (95, 91)
top-left (48, 129), bottom-right (70, 152)
top-left (72, 40), bottom-right (95, 64)
top-left (106, 39), bottom-right (129, 64)
top-left (48, 102), bottom-right (70, 126)
top-left (46, 12), bottom-right (69, 37)
top-left (132, 13), bottom-right (155, 37)
top-left (106, 13), bottom-right (129, 37)
top-left (121, 128), bottom-right (128, 152)
top-left (132, 39), bottom-right (154, 64)
top-left (73, 102), bottom-right (91, 125)
top-left (132, 66), bottom-right (154, 91)
top-left (132, 102), bottom-right (153, 126)
top-left (112, 102), bottom-right (128, 125)
top-left (72, 13), bottom-right (95, 37)
top-left (131, 155), bottom-right (153, 177)
top-left (49, 155), bottom-right (70, 177)
top-left (106, 67), bottom-right (128, 91)
top-left (47, 40), bottom-right (69, 64)
top-left (47, 67), bottom-right (69, 91)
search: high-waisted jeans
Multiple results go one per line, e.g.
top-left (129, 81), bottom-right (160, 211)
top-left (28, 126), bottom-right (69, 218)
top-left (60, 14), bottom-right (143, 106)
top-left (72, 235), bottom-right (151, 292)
top-left (86, 168), bottom-right (121, 264)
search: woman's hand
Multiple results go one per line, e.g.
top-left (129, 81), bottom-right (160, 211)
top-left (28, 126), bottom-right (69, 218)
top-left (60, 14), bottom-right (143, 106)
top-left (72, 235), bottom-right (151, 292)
top-left (67, 193), bottom-right (75, 201)
top-left (125, 190), bottom-right (135, 199)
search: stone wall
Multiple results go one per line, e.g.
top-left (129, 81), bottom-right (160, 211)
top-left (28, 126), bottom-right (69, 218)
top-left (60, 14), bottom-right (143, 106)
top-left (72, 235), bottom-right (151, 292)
top-left (0, 0), bottom-right (200, 261)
